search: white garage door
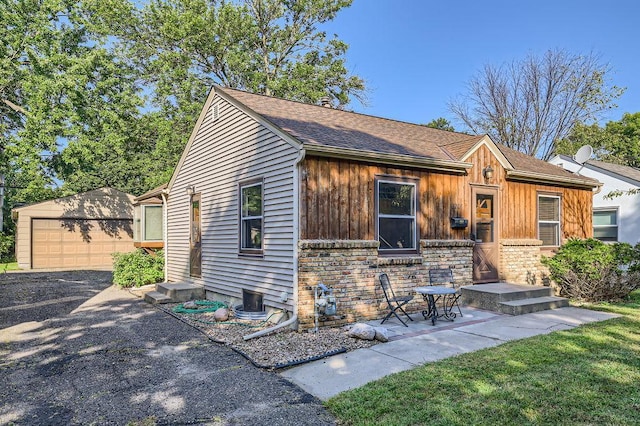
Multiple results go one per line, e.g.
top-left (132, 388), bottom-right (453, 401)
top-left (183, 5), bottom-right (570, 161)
top-left (31, 219), bottom-right (134, 269)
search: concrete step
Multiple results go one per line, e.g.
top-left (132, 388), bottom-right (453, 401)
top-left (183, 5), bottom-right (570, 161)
top-left (143, 291), bottom-right (173, 304)
top-left (155, 282), bottom-right (205, 302)
top-left (461, 283), bottom-right (560, 315)
top-left (498, 296), bottom-right (570, 315)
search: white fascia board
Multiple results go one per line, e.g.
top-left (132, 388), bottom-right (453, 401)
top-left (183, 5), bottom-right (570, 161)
top-left (459, 135), bottom-right (514, 171)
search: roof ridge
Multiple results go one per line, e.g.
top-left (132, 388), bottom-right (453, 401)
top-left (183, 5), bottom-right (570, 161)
top-left (216, 86), bottom-right (473, 139)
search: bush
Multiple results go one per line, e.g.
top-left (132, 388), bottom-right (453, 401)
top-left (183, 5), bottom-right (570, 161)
top-left (112, 249), bottom-right (164, 288)
top-left (0, 233), bottom-right (15, 263)
top-left (542, 238), bottom-right (640, 302)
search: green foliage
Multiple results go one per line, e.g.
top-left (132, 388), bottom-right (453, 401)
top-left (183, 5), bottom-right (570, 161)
top-left (556, 112), bottom-right (640, 169)
top-left (541, 238), bottom-right (640, 301)
top-left (424, 117), bottom-right (455, 131)
top-left (112, 249), bottom-right (164, 288)
top-left (0, 233), bottom-right (14, 262)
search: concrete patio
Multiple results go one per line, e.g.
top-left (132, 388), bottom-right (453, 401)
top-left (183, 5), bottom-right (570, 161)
top-left (280, 306), bottom-right (619, 400)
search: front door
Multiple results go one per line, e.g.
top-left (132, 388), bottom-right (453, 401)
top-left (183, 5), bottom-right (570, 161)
top-left (190, 193), bottom-right (201, 277)
top-left (472, 187), bottom-right (499, 283)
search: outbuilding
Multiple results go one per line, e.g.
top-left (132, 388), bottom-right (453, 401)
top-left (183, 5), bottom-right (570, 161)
top-left (164, 86), bottom-right (600, 329)
top-left (12, 188), bottom-right (135, 270)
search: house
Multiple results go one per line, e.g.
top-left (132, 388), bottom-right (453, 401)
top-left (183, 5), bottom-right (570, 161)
top-left (549, 155), bottom-right (640, 244)
top-left (133, 184), bottom-right (167, 251)
top-left (164, 86), bottom-right (599, 329)
top-left (12, 188), bottom-right (135, 270)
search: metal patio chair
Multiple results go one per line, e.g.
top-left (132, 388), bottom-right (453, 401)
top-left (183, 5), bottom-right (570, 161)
top-left (428, 268), bottom-right (463, 317)
top-left (379, 273), bottom-right (414, 327)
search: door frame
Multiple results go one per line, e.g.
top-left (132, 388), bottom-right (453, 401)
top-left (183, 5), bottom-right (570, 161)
top-left (189, 193), bottom-right (202, 278)
top-left (471, 185), bottom-right (500, 283)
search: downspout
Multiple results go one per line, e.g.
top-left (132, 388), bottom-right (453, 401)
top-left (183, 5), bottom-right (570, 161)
top-left (161, 190), bottom-right (169, 282)
top-left (243, 147), bottom-right (305, 341)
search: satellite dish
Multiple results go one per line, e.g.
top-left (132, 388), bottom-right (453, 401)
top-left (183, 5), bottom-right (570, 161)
top-left (573, 145), bottom-right (593, 165)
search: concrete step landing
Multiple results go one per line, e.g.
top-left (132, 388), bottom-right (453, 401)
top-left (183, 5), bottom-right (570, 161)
top-left (143, 282), bottom-right (205, 304)
top-left (461, 283), bottom-right (569, 315)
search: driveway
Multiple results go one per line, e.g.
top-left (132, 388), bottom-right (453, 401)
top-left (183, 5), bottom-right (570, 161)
top-left (0, 271), bottom-right (335, 425)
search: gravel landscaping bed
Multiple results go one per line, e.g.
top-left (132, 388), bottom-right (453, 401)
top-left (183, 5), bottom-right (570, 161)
top-left (158, 303), bottom-right (378, 369)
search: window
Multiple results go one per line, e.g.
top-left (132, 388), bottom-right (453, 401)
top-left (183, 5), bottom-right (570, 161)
top-left (593, 209), bottom-right (618, 242)
top-left (143, 206), bottom-right (163, 241)
top-left (376, 179), bottom-right (417, 253)
top-left (538, 195), bottom-right (561, 246)
top-left (133, 205), bottom-right (163, 241)
top-left (240, 181), bottom-right (263, 253)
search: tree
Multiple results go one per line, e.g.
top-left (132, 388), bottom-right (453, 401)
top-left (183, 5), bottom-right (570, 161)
top-left (55, 0), bottom-right (366, 196)
top-left (105, 0), bottom-right (365, 113)
top-left (0, 0), bottom-right (150, 237)
top-left (556, 112), bottom-right (640, 168)
top-left (450, 49), bottom-right (624, 160)
top-left (424, 117), bottom-right (455, 131)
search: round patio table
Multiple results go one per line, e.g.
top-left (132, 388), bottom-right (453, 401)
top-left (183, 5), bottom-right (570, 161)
top-left (415, 286), bottom-right (457, 325)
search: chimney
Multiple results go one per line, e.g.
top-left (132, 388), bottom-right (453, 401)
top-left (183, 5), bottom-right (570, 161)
top-left (320, 96), bottom-right (332, 108)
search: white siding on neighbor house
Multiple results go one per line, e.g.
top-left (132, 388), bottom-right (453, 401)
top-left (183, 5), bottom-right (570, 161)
top-left (549, 156), bottom-right (640, 244)
top-left (167, 94), bottom-right (298, 310)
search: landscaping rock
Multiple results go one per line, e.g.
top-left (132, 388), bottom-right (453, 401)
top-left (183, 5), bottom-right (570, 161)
top-left (347, 323), bottom-right (376, 340)
top-left (183, 301), bottom-right (198, 309)
top-left (373, 327), bottom-right (390, 342)
top-left (214, 307), bottom-right (229, 322)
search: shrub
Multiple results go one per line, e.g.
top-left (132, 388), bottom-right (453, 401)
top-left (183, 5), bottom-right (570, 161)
top-left (112, 249), bottom-right (164, 288)
top-left (542, 238), bottom-right (640, 302)
top-left (0, 233), bottom-right (15, 262)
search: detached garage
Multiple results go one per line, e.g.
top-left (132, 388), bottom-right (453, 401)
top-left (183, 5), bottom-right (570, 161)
top-left (12, 188), bottom-right (136, 270)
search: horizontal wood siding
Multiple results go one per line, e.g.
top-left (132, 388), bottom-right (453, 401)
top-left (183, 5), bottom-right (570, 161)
top-left (167, 95), bottom-right (297, 309)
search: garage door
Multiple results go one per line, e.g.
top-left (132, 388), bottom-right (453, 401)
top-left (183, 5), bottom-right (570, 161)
top-left (32, 219), bottom-right (134, 269)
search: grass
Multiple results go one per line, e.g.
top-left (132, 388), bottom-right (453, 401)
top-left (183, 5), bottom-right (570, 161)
top-left (0, 262), bottom-right (19, 272)
top-left (326, 291), bottom-right (640, 425)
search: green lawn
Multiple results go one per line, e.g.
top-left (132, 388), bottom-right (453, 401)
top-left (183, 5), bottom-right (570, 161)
top-left (327, 292), bottom-right (640, 425)
top-left (0, 262), bottom-right (19, 272)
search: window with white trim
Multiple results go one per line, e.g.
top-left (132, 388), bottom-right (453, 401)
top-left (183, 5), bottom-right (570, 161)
top-left (593, 208), bottom-right (618, 242)
top-left (240, 181), bottom-right (263, 253)
top-left (538, 195), bottom-right (561, 247)
top-left (376, 179), bottom-right (417, 253)
top-left (133, 205), bottom-right (163, 241)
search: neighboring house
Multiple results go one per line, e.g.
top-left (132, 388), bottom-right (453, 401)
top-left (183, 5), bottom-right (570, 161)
top-left (133, 184), bottom-right (167, 251)
top-left (165, 86), bottom-right (599, 329)
top-left (549, 155), bottom-right (640, 244)
top-left (12, 188), bottom-right (135, 270)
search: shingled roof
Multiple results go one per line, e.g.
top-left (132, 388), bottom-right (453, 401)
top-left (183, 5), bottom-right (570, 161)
top-left (585, 159), bottom-right (640, 184)
top-left (214, 86), bottom-right (598, 188)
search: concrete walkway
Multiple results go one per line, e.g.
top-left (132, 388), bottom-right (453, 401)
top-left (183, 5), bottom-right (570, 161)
top-left (280, 306), bottom-right (618, 400)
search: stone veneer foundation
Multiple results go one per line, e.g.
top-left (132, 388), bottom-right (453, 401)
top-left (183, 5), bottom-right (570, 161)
top-left (297, 239), bottom-right (474, 330)
top-left (499, 239), bottom-right (552, 287)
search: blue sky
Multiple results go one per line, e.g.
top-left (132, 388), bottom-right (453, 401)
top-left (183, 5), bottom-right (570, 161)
top-left (324, 0), bottom-right (639, 128)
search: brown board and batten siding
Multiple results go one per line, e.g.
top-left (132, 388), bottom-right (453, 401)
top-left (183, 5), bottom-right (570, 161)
top-left (166, 94), bottom-right (298, 310)
top-left (300, 156), bottom-right (470, 241)
top-left (301, 152), bottom-right (594, 243)
top-left (464, 143), bottom-right (593, 241)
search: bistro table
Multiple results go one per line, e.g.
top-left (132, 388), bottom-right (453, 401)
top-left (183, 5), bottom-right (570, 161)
top-left (415, 286), bottom-right (457, 325)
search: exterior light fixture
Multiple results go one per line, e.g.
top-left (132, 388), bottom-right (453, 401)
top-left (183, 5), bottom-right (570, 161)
top-left (186, 185), bottom-right (195, 196)
top-left (482, 165), bottom-right (494, 181)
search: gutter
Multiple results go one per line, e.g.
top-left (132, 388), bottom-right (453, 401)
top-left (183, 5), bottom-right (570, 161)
top-left (304, 144), bottom-right (472, 174)
top-left (506, 170), bottom-right (601, 190)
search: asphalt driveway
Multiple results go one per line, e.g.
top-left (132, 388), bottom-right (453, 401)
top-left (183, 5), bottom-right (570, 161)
top-left (0, 271), bottom-right (335, 425)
